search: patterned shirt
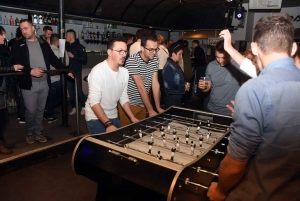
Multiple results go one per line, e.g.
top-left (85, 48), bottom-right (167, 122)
top-left (125, 52), bottom-right (158, 107)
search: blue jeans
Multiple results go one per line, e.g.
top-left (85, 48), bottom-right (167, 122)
top-left (164, 94), bottom-right (183, 108)
top-left (86, 118), bottom-right (120, 134)
top-left (45, 81), bottom-right (61, 118)
top-left (67, 70), bottom-right (86, 108)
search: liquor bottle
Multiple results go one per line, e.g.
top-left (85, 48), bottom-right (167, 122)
top-left (0, 15), bottom-right (2, 25)
top-left (9, 16), bottom-right (14, 26)
top-left (28, 13), bottom-right (32, 23)
top-left (11, 32), bottom-right (13, 40)
top-left (90, 19), bottom-right (93, 28)
top-left (47, 14), bottom-right (52, 25)
top-left (51, 17), bottom-right (55, 25)
top-left (81, 30), bottom-right (84, 40)
top-left (43, 14), bottom-right (48, 25)
top-left (4, 16), bottom-right (8, 25)
top-left (39, 15), bottom-right (43, 24)
top-left (33, 14), bottom-right (38, 24)
top-left (15, 17), bottom-right (19, 26)
top-left (55, 18), bottom-right (58, 25)
top-left (76, 30), bottom-right (79, 39)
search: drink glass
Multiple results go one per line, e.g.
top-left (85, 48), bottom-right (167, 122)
top-left (199, 77), bottom-right (208, 89)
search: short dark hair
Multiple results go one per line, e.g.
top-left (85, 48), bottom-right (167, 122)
top-left (20, 19), bottom-right (33, 26)
top-left (107, 37), bottom-right (127, 50)
top-left (16, 27), bottom-right (22, 38)
top-left (215, 40), bottom-right (226, 53)
top-left (192, 40), bottom-right (199, 46)
top-left (168, 42), bottom-right (183, 57)
top-left (136, 29), bottom-right (146, 40)
top-left (43, 26), bottom-right (53, 32)
top-left (141, 34), bottom-right (157, 47)
top-left (0, 26), bottom-right (6, 35)
top-left (254, 14), bottom-right (294, 55)
top-left (183, 40), bottom-right (189, 47)
top-left (50, 33), bottom-right (59, 45)
top-left (66, 29), bottom-right (76, 37)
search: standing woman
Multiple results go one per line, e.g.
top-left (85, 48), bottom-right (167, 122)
top-left (0, 26), bottom-right (23, 154)
top-left (162, 42), bottom-right (189, 108)
top-left (156, 35), bottom-right (169, 108)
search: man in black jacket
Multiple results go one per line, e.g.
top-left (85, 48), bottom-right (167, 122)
top-left (11, 19), bottom-right (67, 144)
top-left (65, 29), bottom-right (87, 115)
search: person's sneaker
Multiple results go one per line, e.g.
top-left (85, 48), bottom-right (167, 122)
top-left (26, 135), bottom-right (34, 144)
top-left (69, 108), bottom-right (76, 115)
top-left (34, 134), bottom-right (47, 143)
top-left (19, 117), bottom-right (25, 124)
top-left (81, 107), bottom-right (85, 115)
top-left (46, 117), bottom-right (58, 123)
top-left (0, 145), bottom-right (13, 155)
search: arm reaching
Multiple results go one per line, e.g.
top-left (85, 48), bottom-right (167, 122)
top-left (219, 29), bottom-right (257, 78)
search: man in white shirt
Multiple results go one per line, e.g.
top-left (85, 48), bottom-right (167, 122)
top-left (85, 37), bottom-right (139, 134)
top-left (129, 29), bottom-right (146, 56)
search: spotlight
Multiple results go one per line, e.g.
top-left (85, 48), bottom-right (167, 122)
top-left (235, 5), bottom-right (246, 20)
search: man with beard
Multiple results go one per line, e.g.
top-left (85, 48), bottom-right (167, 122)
top-left (198, 40), bottom-right (250, 116)
top-left (85, 37), bottom-right (138, 134)
top-left (119, 34), bottom-right (164, 127)
top-left (11, 19), bottom-right (67, 144)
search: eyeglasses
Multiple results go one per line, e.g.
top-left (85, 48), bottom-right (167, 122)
top-left (111, 49), bottom-right (128, 55)
top-left (143, 47), bottom-right (160, 53)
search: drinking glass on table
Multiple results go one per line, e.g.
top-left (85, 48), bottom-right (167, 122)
top-left (198, 77), bottom-right (208, 90)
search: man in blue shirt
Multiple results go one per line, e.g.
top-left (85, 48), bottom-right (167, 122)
top-left (207, 14), bottom-right (300, 201)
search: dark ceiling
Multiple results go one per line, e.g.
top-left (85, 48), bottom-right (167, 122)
top-left (0, 0), bottom-right (299, 30)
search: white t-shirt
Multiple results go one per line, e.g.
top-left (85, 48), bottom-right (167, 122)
top-left (129, 41), bottom-right (141, 56)
top-left (157, 45), bottom-right (169, 70)
top-left (85, 60), bottom-right (130, 121)
top-left (240, 58), bottom-right (257, 78)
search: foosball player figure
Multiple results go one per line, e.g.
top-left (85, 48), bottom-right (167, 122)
top-left (190, 141), bottom-right (196, 155)
top-left (171, 147), bottom-right (176, 161)
top-left (185, 133), bottom-right (190, 144)
top-left (160, 125), bottom-right (165, 132)
top-left (138, 129), bottom-right (143, 138)
top-left (199, 136), bottom-right (204, 147)
top-left (156, 151), bottom-right (162, 160)
top-left (173, 128), bottom-right (177, 140)
top-left (163, 137), bottom-right (166, 147)
top-left (207, 119), bottom-right (211, 127)
top-left (161, 131), bottom-right (165, 137)
top-left (148, 141), bottom-right (153, 154)
top-left (167, 123), bottom-right (171, 131)
top-left (176, 137), bottom-right (180, 151)
top-left (151, 133), bottom-right (154, 143)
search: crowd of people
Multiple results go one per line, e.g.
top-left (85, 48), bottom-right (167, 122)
top-left (0, 14), bottom-right (300, 201)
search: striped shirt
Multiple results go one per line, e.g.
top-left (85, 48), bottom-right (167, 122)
top-left (125, 52), bottom-right (158, 107)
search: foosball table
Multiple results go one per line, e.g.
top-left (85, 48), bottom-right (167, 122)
top-left (72, 106), bottom-right (233, 201)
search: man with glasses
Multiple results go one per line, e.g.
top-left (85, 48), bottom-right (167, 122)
top-left (85, 37), bottom-right (138, 134)
top-left (119, 34), bottom-right (164, 127)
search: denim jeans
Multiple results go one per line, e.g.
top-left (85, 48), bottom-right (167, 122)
top-left (67, 70), bottom-right (86, 108)
top-left (86, 118), bottom-right (120, 134)
top-left (45, 81), bottom-right (61, 118)
top-left (164, 94), bottom-right (183, 108)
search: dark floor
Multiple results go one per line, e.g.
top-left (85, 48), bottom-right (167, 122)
top-left (0, 152), bottom-right (97, 201)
